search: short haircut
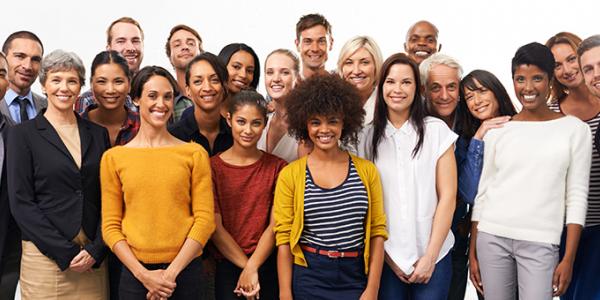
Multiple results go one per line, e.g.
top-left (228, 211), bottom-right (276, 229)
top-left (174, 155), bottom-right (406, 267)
top-left (165, 24), bottom-right (203, 58)
top-left (405, 20), bottom-right (439, 42)
top-left (457, 69), bottom-right (517, 139)
top-left (295, 13), bottom-right (332, 41)
top-left (285, 73), bottom-right (364, 146)
top-left (2, 30), bottom-right (44, 55)
top-left (218, 43), bottom-right (260, 89)
top-left (578, 35), bottom-right (600, 63)
top-left (511, 42), bottom-right (555, 79)
top-left (265, 49), bottom-right (300, 75)
top-left (185, 52), bottom-right (229, 100)
top-left (130, 65), bottom-right (178, 101)
top-left (337, 36), bottom-right (383, 86)
top-left (419, 53), bottom-right (463, 88)
top-left (545, 32), bottom-right (583, 101)
top-left (39, 49), bottom-right (86, 86)
top-left (106, 17), bottom-right (144, 45)
top-left (90, 50), bottom-right (131, 82)
top-left (228, 89), bottom-right (268, 122)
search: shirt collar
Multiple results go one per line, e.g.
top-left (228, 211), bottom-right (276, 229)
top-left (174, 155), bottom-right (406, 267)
top-left (5, 88), bottom-right (34, 106)
top-left (385, 119), bottom-right (414, 137)
top-left (82, 103), bottom-right (140, 130)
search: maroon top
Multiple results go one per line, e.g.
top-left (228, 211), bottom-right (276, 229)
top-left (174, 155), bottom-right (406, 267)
top-left (211, 152), bottom-right (287, 256)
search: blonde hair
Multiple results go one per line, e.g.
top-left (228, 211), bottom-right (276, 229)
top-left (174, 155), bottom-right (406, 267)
top-left (337, 36), bottom-right (383, 86)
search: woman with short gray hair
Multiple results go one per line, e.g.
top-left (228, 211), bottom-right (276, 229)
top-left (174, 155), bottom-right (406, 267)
top-left (7, 49), bottom-right (110, 298)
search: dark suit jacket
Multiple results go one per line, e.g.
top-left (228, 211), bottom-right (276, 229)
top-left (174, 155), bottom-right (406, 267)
top-left (0, 114), bottom-right (16, 268)
top-left (0, 92), bottom-right (47, 126)
top-left (7, 110), bottom-right (110, 271)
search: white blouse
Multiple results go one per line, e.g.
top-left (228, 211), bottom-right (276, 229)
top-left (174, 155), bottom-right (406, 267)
top-left (257, 113), bottom-right (299, 163)
top-left (357, 116), bottom-right (457, 274)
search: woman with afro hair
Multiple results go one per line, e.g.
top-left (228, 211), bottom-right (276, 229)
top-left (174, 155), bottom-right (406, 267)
top-left (273, 73), bottom-right (388, 300)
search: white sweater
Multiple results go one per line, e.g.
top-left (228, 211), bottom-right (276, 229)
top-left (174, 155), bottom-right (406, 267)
top-left (472, 116), bottom-right (591, 244)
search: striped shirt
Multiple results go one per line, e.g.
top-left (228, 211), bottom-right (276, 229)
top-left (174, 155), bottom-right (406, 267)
top-left (300, 159), bottom-right (369, 250)
top-left (549, 101), bottom-right (600, 226)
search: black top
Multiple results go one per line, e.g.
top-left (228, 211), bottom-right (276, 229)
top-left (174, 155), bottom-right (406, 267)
top-left (6, 110), bottom-right (110, 270)
top-left (168, 110), bottom-right (233, 157)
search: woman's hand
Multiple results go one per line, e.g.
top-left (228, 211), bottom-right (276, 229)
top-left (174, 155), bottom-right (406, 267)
top-left (139, 269), bottom-right (176, 299)
top-left (408, 253), bottom-right (436, 284)
top-left (68, 249), bottom-right (96, 273)
top-left (384, 252), bottom-right (410, 283)
top-left (469, 252), bottom-right (484, 294)
top-left (552, 259), bottom-right (573, 297)
top-left (473, 116), bottom-right (511, 141)
top-left (235, 265), bottom-right (260, 299)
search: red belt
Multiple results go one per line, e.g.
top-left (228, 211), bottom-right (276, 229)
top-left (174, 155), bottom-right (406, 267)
top-left (300, 245), bottom-right (360, 258)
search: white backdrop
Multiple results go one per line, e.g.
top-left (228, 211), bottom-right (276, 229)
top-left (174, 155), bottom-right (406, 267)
top-left (3, 0), bottom-right (598, 105)
top-left (5, 1), bottom-right (595, 299)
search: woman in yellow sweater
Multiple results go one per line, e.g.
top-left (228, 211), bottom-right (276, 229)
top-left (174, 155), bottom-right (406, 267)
top-left (101, 66), bottom-right (215, 299)
top-left (273, 73), bottom-right (387, 300)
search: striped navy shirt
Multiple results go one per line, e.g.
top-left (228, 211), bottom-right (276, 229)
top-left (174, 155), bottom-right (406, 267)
top-left (549, 101), bottom-right (600, 226)
top-left (300, 159), bottom-right (369, 250)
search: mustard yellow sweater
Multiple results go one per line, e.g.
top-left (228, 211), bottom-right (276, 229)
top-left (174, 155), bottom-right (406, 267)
top-left (101, 142), bottom-right (215, 264)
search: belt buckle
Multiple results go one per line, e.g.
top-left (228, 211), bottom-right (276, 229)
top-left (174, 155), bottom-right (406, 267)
top-left (327, 250), bottom-right (342, 258)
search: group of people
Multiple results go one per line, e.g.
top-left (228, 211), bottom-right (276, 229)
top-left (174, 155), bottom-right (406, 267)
top-left (0, 12), bottom-right (598, 300)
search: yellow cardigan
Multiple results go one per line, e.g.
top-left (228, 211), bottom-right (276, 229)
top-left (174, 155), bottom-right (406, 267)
top-left (273, 153), bottom-right (388, 274)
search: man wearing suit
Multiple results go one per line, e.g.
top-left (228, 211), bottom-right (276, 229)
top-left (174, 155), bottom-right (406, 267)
top-left (0, 31), bottom-right (47, 125)
top-left (0, 31), bottom-right (45, 299)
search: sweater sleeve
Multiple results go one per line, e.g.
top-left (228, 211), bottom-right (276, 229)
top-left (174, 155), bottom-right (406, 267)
top-left (367, 162), bottom-right (388, 240)
top-left (100, 151), bottom-right (126, 250)
top-left (273, 165), bottom-right (295, 246)
top-left (472, 133), bottom-right (497, 222)
top-left (565, 123), bottom-right (591, 226)
top-left (187, 149), bottom-right (216, 247)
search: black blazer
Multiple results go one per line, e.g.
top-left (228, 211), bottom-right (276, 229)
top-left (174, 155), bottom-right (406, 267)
top-left (0, 114), bottom-right (18, 268)
top-left (7, 111), bottom-right (110, 271)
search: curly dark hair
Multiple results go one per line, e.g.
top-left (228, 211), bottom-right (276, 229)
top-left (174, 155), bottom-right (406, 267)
top-left (285, 73), bottom-right (364, 146)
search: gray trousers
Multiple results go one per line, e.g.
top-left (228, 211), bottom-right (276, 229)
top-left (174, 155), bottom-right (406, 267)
top-left (476, 231), bottom-right (558, 300)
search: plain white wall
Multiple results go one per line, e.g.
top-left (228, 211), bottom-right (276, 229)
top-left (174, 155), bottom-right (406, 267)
top-left (3, 0), bottom-right (598, 105)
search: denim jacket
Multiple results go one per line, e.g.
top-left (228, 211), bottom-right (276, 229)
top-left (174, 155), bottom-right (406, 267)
top-left (455, 136), bottom-right (484, 206)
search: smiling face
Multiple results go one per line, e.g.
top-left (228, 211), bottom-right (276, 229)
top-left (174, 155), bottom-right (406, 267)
top-left (265, 53), bottom-right (297, 101)
top-left (226, 50), bottom-right (255, 94)
top-left (425, 64), bottom-right (460, 120)
top-left (307, 114), bottom-right (343, 152)
top-left (513, 64), bottom-right (551, 112)
top-left (5, 38), bottom-right (43, 95)
top-left (228, 104), bottom-right (266, 149)
top-left (383, 63), bottom-right (416, 118)
top-left (108, 22), bottom-right (144, 73)
top-left (404, 22), bottom-right (438, 65)
top-left (169, 29), bottom-right (201, 71)
top-left (580, 46), bottom-right (600, 98)
top-left (137, 75), bottom-right (174, 129)
top-left (463, 78), bottom-right (500, 121)
top-left (551, 43), bottom-right (583, 89)
top-left (42, 69), bottom-right (82, 113)
top-left (92, 63), bottom-right (130, 111)
top-left (342, 47), bottom-right (376, 97)
top-left (296, 25), bottom-right (331, 72)
top-left (187, 60), bottom-right (225, 113)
